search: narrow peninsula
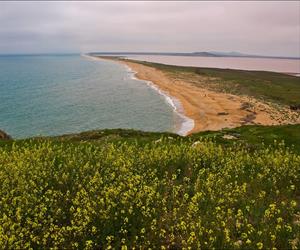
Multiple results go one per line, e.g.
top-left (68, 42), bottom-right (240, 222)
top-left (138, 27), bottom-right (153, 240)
top-left (92, 55), bottom-right (300, 134)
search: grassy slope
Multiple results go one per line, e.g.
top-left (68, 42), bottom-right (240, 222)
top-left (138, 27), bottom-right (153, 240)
top-left (191, 124), bottom-right (300, 152)
top-left (126, 59), bottom-right (300, 106)
top-left (49, 124), bottom-right (299, 153)
top-left (0, 125), bottom-right (299, 249)
top-left (1, 124), bottom-right (300, 152)
top-left (48, 124), bottom-right (300, 153)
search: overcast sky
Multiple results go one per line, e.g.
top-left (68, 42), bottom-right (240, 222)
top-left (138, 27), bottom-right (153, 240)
top-left (0, 1), bottom-right (299, 56)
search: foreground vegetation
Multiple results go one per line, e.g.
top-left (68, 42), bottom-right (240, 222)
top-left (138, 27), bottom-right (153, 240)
top-left (0, 125), bottom-right (299, 249)
top-left (126, 59), bottom-right (300, 106)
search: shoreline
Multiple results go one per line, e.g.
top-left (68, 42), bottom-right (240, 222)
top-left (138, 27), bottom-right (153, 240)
top-left (89, 55), bottom-right (300, 135)
top-left (85, 54), bottom-right (194, 135)
top-left (123, 64), bottom-right (195, 136)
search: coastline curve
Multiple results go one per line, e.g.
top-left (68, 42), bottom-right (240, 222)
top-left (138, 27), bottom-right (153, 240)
top-left (124, 64), bottom-right (195, 136)
top-left (85, 54), bottom-right (195, 136)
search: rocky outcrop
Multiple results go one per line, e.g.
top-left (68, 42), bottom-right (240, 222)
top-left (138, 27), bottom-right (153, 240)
top-left (0, 129), bottom-right (11, 140)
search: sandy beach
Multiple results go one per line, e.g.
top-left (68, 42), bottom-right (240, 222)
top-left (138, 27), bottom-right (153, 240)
top-left (94, 56), bottom-right (300, 135)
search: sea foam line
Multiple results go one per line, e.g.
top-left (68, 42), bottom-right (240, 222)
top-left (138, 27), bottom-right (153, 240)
top-left (124, 65), bottom-right (195, 136)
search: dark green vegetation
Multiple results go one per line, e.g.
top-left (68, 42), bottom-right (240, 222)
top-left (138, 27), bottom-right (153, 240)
top-left (190, 124), bottom-right (300, 153)
top-left (126, 59), bottom-right (300, 106)
top-left (0, 125), bottom-right (299, 249)
top-left (3, 124), bottom-right (300, 152)
top-left (44, 124), bottom-right (300, 153)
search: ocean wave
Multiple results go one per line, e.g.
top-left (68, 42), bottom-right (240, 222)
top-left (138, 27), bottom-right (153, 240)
top-left (124, 65), bottom-right (195, 136)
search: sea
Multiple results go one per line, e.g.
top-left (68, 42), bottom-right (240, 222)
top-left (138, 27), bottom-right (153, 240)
top-left (0, 54), bottom-right (190, 139)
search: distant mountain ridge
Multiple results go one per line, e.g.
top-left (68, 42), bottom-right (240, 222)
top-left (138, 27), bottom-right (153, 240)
top-left (89, 51), bottom-right (299, 60)
top-left (206, 51), bottom-right (247, 57)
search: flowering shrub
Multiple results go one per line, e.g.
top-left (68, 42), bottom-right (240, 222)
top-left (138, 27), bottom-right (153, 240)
top-left (0, 139), bottom-right (299, 249)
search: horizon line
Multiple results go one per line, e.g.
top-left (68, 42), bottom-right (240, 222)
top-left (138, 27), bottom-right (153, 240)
top-left (0, 51), bottom-right (299, 60)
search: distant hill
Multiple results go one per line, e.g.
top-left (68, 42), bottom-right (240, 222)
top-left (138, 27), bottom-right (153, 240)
top-left (207, 51), bottom-right (247, 57)
top-left (89, 51), bottom-right (299, 60)
top-left (190, 51), bottom-right (218, 57)
top-left (206, 51), bottom-right (299, 60)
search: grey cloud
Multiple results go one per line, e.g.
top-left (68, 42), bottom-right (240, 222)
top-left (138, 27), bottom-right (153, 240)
top-left (0, 1), bottom-right (299, 56)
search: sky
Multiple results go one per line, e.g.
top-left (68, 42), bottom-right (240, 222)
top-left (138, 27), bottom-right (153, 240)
top-left (0, 1), bottom-right (299, 57)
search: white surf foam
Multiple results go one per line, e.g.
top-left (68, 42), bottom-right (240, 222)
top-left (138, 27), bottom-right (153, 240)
top-left (124, 65), bottom-right (195, 136)
top-left (82, 55), bottom-right (195, 135)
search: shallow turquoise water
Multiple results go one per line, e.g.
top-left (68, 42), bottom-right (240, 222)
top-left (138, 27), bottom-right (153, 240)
top-left (0, 55), bottom-right (177, 138)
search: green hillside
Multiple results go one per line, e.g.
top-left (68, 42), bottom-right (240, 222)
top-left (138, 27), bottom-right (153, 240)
top-left (0, 125), bottom-right (299, 249)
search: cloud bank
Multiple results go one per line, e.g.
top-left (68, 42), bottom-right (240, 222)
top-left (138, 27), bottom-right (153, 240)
top-left (0, 1), bottom-right (299, 56)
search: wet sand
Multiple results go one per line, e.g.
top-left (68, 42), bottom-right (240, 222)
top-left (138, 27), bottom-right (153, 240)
top-left (94, 56), bottom-right (300, 134)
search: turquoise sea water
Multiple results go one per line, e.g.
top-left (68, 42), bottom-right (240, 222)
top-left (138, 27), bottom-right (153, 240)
top-left (0, 55), bottom-right (178, 138)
